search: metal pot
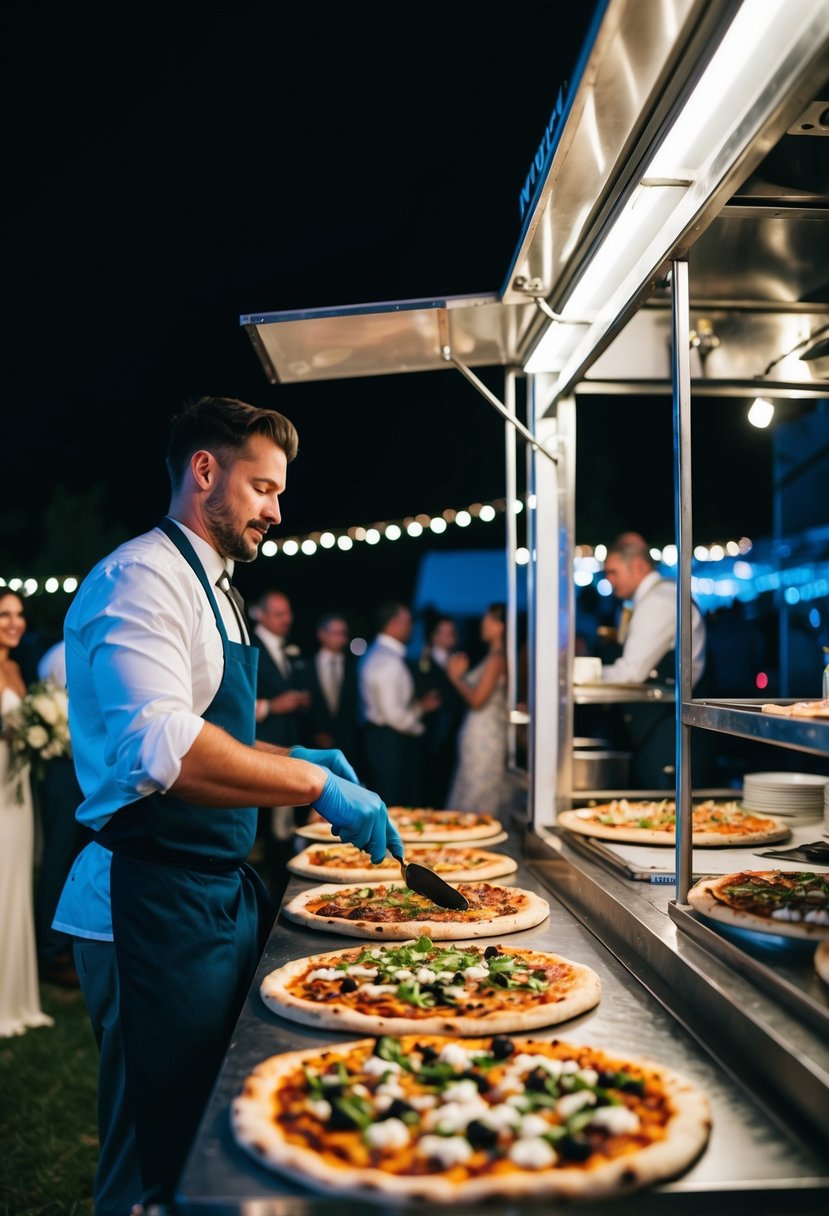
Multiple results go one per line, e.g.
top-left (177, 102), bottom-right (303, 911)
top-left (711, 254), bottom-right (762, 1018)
top-left (573, 749), bottom-right (631, 791)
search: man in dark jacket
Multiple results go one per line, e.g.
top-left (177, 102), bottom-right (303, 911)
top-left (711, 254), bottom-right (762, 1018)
top-left (303, 613), bottom-right (362, 765)
top-left (249, 589), bottom-right (311, 896)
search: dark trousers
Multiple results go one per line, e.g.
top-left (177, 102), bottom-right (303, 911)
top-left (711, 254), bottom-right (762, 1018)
top-left (363, 724), bottom-right (424, 806)
top-left (110, 855), bottom-right (272, 1204)
top-left (36, 759), bottom-right (88, 962)
top-left (73, 938), bottom-right (142, 1216)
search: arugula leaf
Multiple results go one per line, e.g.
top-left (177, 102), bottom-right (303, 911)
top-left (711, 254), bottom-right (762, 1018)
top-left (396, 980), bottom-right (435, 1009)
top-left (333, 1094), bottom-right (373, 1130)
top-left (375, 1036), bottom-right (410, 1070)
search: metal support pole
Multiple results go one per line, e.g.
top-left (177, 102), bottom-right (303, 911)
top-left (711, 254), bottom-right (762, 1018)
top-left (671, 260), bottom-right (694, 902)
top-left (504, 370), bottom-right (519, 770)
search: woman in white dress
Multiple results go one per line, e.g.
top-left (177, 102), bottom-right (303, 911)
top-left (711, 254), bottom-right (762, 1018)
top-left (0, 591), bottom-right (53, 1037)
top-left (445, 603), bottom-right (509, 815)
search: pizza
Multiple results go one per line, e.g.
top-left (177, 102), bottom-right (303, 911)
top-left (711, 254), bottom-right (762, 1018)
top-left (761, 699), bottom-right (829, 718)
top-left (282, 881), bottom-right (549, 940)
top-left (815, 940), bottom-right (829, 985)
top-left (288, 842), bottom-right (518, 884)
top-left (231, 1032), bottom-right (711, 1202)
top-left (687, 870), bottom-right (829, 940)
top-left (259, 936), bottom-right (601, 1035)
top-left (299, 807), bottom-right (506, 845)
top-left (557, 799), bottom-right (790, 846)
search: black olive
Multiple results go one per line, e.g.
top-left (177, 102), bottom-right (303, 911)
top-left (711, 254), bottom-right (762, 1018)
top-left (597, 1070), bottom-right (617, 1089)
top-left (490, 972), bottom-right (510, 988)
top-left (491, 1035), bottom-right (514, 1060)
top-left (525, 1067), bottom-right (551, 1092)
top-left (465, 1119), bottom-right (499, 1149)
top-left (453, 972), bottom-right (465, 985)
top-left (559, 1133), bottom-right (593, 1162)
top-left (620, 1078), bottom-right (645, 1095)
top-left (460, 1069), bottom-right (489, 1091)
top-left (321, 1082), bottom-right (344, 1099)
top-left (386, 1098), bottom-right (416, 1120)
top-left (340, 977), bottom-right (358, 993)
top-left (423, 985), bottom-right (446, 1003)
top-left (419, 1044), bottom-right (438, 1063)
top-left (328, 1102), bottom-right (360, 1130)
top-left (484, 945), bottom-right (500, 959)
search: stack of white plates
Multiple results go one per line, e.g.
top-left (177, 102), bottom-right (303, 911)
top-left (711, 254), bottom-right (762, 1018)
top-left (742, 771), bottom-right (829, 824)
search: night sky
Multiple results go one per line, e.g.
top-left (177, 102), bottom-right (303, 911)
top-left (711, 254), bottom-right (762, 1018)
top-left (6, 2), bottom-right (778, 644)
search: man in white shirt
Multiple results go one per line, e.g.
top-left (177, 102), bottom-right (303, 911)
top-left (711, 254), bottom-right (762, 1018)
top-left (360, 602), bottom-right (441, 806)
top-left (600, 537), bottom-right (708, 788)
top-left (53, 396), bottom-right (403, 1213)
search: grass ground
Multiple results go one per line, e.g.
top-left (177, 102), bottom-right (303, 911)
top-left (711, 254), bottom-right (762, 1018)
top-left (0, 982), bottom-right (98, 1216)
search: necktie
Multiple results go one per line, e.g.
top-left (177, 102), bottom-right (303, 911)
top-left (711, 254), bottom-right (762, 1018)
top-left (216, 571), bottom-right (249, 643)
top-left (272, 639), bottom-right (290, 679)
top-left (617, 603), bottom-right (634, 644)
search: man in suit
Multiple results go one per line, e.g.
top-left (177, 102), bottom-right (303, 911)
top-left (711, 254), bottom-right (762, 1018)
top-left (304, 612), bottom-right (361, 764)
top-left (413, 614), bottom-right (464, 807)
top-left (359, 602), bottom-right (441, 806)
top-left (249, 589), bottom-right (312, 896)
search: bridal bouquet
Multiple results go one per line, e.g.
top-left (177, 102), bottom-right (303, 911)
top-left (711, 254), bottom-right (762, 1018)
top-left (5, 679), bottom-right (71, 805)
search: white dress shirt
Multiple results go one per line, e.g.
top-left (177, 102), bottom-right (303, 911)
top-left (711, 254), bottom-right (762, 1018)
top-left (254, 623), bottom-right (290, 678)
top-left (602, 570), bottom-right (706, 686)
top-left (37, 640), bottom-right (68, 687)
top-left (359, 633), bottom-right (423, 736)
top-left (53, 519), bottom-right (239, 941)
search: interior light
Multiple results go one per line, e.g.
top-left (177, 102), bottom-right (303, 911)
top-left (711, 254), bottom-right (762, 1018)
top-left (455, 510), bottom-right (471, 528)
top-left (261, 540), bottom-right (277, 557)
top-left (748, 397), bottom-right (775, 428)
top-left (301, 539), bottom-right (317, 555)
top-left (384, 524), bottom-right (401, 541)
top-left (661, 545), bottom-right (677, 566)
top-left (45, 578), bottom-right (59, 593)
top-left (63, 578), bottom-right (78, 593)
top-left (365, 529), bottom-right (380, 545)
top-left (594, 543), bottom-right (607, 561)
top-left (350, 637), bottom-right (367, 656)
top-left (319, 532), bottom-right (336, 548)
top-left (430, 517), bottom-right (447, 534)
top-left (479, 505), bottom-right (497, 522)
top-left (23, 579), bottom-right (38, 595)
top-left (515, 547), bottom-right (530, 565)
top-left (337, 536), bottom-right (353, 551)
top-left (708, 544), bottom-right (725, 562)
top-left (523, 0), bottom-right (827, 388)
top-left (407, 521), bottom-right (423, 537)
top-left (282, 540), bottom-right (299, 556)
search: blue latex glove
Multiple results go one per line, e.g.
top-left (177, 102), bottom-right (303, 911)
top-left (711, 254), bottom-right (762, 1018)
top-left (289, 745), bottom-right (359, 785)
top-left (313, 772), bottom-right (404, 865)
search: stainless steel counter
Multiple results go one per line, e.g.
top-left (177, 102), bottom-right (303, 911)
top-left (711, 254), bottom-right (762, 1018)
top-left (176, 829), bottom-right (829, 1214)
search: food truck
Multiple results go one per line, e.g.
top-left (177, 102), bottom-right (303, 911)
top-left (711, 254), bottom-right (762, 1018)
top-left (174, 2), bottom-right (829, 1210)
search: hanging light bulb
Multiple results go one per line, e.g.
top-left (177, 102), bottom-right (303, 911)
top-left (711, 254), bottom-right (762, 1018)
top-left (747, 397), bottom-right (774, 428)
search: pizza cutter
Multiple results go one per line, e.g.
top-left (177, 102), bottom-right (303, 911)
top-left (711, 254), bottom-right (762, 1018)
top-left (388, 848), bottom-right (470, 911)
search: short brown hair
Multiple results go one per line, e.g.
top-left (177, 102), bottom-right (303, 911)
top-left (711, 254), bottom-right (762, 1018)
top-left (166, 396), bottom-right (299, 489)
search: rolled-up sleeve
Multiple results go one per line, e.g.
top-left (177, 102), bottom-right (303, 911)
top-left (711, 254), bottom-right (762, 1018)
top-left (74, 560), bottom-right (208, 799)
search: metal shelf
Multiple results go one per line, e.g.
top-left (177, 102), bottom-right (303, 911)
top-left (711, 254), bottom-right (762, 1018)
top-left (682, 699), bottom-right (829, 757)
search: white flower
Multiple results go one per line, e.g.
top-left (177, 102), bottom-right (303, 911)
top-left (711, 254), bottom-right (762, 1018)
top-left (31, 694), bottom-right (59, 726)
top-left (284, 644), bottom-right (301, 657)
top-left (26, 724), bottom-right (50, 750)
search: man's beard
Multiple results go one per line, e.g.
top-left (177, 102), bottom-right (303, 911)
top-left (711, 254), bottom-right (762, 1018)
top-left (204, 492), bottom-right (263, 563)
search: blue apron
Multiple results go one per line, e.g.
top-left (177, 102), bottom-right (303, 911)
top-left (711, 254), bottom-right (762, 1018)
top-left (97, 518), bottom-right (273, 1204)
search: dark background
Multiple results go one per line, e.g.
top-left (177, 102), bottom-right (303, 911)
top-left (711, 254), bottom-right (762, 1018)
top-left (5, 2), bottom-right (779, 648)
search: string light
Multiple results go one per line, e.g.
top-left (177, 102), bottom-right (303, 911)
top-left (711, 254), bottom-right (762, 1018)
top-left (1, 499), bottom-right (755, 595)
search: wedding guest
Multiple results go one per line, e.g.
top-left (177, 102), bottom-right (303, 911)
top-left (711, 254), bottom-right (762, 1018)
top-left (414, 614), bottom-right (464, 808)
top-left (359, 602), bottom-right (441, 806)
top-left (34, 638), bottom-right (88, 988)
top-left (250, 588), bottom-right (312, 899)
top-left (52, 395), bottom-right (401, 1213)
top-left (304, 612), bottom-right (362, 760)
top-left (0, 591), bottom-right (53, 1037)
top-left (445, 603), bottom-right (510, 815)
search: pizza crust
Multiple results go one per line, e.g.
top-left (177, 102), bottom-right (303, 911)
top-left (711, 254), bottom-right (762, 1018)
top-left (556, 807), bottom-right (790, 847)
top-left (287, 844), bottom-right (518, 884)
top-left (282, 881), bottom-right (550, 940)
top-left (259, 943), bottom-right (601, 1035)
top-left (231, 1036), bottom-right (712, 1203)
top-left (688, 873), bottom-right (829, 941)
top-left (815, 940), bottom-right (829, 985)
top-left (296, 823), bottom-right (509, 846)
top-left (761, 700), bottom-right (829, 718)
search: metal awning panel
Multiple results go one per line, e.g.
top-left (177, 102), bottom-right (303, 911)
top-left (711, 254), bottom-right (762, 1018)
top-left (241, 295), bottom-right (532, 384)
